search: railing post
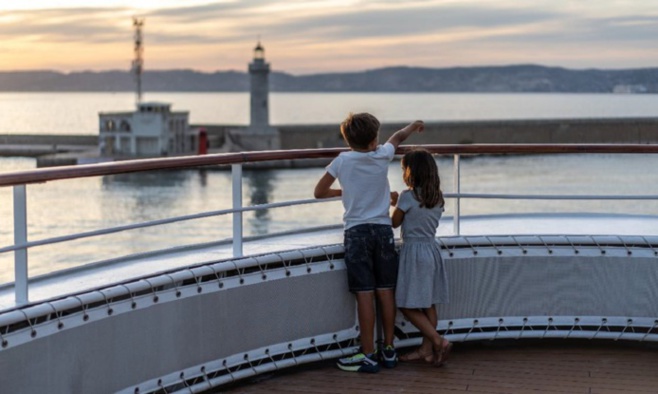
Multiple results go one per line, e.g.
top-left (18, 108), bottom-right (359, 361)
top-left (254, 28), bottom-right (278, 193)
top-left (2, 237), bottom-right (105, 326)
top-left (453, 154), bottom-right (461, 236)
top-left (13, 185), bottom-right (28, 305)
top-left (232, 164), bottom-right (243, 257)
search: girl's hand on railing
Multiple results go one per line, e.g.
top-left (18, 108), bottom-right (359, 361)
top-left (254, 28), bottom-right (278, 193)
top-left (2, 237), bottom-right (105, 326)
top-left (390, 191), bottom-right (399, 206)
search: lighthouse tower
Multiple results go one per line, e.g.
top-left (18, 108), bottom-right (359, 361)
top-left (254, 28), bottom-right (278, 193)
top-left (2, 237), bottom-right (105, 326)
top-left (249, 41), bottom-right (270, 128)
top-left (225, 41), bottom-right (280, 152)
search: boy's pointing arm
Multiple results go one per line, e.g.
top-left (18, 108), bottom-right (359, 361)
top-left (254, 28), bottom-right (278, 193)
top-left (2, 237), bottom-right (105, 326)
top-left (386, 120), bottom-right (425, 149)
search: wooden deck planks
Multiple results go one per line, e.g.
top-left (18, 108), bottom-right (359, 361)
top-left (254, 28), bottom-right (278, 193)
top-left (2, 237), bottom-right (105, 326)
top-left (220, 342), bottom-right (658, 393)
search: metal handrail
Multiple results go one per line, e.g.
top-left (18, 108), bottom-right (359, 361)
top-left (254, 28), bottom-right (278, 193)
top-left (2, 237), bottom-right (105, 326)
top-left (2, 144), bottom-right (658, 187)
top-left (0, 197), bottom-right (338, 254)
top-left (4, 191), bottom-right (657, 255)
top-left (446, 193), bottom-right (658, 200)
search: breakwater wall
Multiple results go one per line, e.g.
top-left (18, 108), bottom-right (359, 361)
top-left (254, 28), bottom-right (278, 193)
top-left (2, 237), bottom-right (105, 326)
top-left (0, 134), bottom-right (98, 158)
top-left (0, 134), bottom-right (97, 146)
top-left (275, 118), bottom-right (658, 149)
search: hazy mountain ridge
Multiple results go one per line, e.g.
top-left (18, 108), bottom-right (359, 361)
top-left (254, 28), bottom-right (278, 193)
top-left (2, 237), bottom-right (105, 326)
top-left (0, 65), bottom-right (657, 93)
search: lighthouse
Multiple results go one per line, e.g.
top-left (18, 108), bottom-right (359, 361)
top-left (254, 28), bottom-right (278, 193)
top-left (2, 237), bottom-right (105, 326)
top-left (225, 41), bottom-right (280, 151)
top-left (249, 41), bottom-right (270, 128)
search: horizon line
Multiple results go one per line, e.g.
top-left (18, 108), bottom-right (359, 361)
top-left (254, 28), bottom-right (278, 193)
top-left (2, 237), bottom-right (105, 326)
top-left (1, 63), bottom-right (657, 76)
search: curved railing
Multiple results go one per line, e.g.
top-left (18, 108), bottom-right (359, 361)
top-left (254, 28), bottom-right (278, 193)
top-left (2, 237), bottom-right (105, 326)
top-left (2, 144), bottom-right (658, 305)
top-left (1, 144), bottom-right (658, 393)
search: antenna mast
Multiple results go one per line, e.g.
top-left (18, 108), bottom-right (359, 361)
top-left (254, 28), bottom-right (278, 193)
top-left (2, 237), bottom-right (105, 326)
top-left (132, 17), bottom-right (145, 104)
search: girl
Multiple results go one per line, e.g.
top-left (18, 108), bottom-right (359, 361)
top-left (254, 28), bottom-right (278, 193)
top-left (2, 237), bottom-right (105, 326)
top-left (392, 149), bottom-right (452, 366)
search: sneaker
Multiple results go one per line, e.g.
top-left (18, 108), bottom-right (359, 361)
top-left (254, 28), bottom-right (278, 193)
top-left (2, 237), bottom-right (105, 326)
top-left (380, 345), bottom-right (398, 368)
top-left (336, 352), bottom-right (380, 373)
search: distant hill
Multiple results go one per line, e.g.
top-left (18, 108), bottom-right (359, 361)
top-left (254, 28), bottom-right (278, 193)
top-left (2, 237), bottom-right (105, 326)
top-left (0, 65), bottom-right (657, 93)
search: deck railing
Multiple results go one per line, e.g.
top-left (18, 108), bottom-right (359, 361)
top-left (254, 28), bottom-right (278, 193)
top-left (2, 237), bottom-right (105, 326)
top-left (2, 144), bottom-right (658, 305)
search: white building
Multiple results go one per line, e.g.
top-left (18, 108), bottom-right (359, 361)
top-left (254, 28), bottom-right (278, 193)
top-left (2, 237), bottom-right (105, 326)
top-left (612, 84), bottom-right (648, 94)
top-left (99, 102), bottom-right (198, 157)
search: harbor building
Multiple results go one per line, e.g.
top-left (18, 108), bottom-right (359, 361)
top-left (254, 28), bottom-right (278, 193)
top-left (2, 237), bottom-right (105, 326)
top-left (225, 41), bottom-right (281, 151)
top-left (99, 102), bottom-right (199, 157)
top-left (97, 18), bottom-right (201, 158)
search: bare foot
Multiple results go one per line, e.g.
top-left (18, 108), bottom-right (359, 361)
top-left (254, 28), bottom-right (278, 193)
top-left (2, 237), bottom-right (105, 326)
top-left (434, 339), bottom-right (453, 367)
top-left (400, 347), bottom-right (434, 363)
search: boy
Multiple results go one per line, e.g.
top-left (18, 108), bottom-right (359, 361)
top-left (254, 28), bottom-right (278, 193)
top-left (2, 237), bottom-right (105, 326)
top-left (314, 113), bottom-right (424, 373)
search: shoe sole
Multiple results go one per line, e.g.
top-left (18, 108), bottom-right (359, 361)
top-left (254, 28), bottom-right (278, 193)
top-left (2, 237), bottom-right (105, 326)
top-left (337, 362), bottom-right (380, 373)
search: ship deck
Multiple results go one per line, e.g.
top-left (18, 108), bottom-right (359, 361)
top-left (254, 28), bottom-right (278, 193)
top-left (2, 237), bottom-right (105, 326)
top-left (222, 341), bottom-right (658, 394)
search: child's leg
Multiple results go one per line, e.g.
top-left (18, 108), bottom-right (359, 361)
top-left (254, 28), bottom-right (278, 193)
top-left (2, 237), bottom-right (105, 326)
top-left (423, 305), bottom-right (452, 365)
top-left (399, 306), bottom-right (450, 365)
top-left (419, 306), bottom-right (439, 352)
top-left (399, 307), bottom-right (442, 347)
top-left (399, 307), bottom-right (434, 362)
top-left (414, 308), bottom-right (438, 354)
top-left (370, 224), bottom-right (398, 349)
top-left (424, 306), bottom-right (438, 333)
top-left (355, 291), bottom-right (376, 355)
top-left (375, 288), bottom-right (396, 347)
top-left (343, 225), bottom-right (379, 356)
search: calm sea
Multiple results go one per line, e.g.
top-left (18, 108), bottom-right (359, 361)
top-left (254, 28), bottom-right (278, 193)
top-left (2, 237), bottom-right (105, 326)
top-left (1, 92), bottom-right (658, 283)
top-left (1, 92), bottom-right (658, 134)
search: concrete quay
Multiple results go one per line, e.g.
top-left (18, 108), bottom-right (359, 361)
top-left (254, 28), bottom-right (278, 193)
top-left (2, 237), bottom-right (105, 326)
top-left (2, 118), bottom-right (658, 167)
top-left (0, 134), bottom-right (99, 166)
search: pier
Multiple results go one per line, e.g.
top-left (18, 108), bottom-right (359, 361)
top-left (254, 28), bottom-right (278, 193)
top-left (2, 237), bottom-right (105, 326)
top-left (0, 134), bottom-right (99, 166)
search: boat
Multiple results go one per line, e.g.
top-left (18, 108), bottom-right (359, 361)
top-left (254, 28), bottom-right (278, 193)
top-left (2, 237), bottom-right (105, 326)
top-left (1, 144), bottom-right (658, 393)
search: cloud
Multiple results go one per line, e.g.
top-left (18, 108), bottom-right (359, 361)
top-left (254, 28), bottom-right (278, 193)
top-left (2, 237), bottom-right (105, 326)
top-left (0, 7), bottom-right (130, 43)
top-left (255, 5), bottom-right (562, 41)
top-left (0, 1), bottom-right (657, 72)
top-left (144, 0), bottom-right (283, 23)
top-left (140, 1), bottom-right (563, 42)
top-left (472, 14), bottom-right (658, 46)
top-left (582, 15), bottom-right (658, 42)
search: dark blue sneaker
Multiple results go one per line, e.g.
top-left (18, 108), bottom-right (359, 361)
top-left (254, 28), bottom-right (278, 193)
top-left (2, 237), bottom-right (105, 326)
top-left (336, 352), bottom-right (380, 373)
top-left (380, 345), bottom-right (398, 368)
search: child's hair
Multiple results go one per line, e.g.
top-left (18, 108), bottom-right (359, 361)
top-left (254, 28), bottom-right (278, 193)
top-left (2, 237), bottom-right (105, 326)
top-left (401, 149), bottom-right (444, 209)
top-left (340, 112), bottom-right (380, 150)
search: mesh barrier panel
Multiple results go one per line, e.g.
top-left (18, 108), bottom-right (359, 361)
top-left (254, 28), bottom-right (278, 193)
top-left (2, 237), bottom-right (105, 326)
top-left (440, 256), bottom-right (658, 319)
top-left (0, 267), bottom-right (355, 393)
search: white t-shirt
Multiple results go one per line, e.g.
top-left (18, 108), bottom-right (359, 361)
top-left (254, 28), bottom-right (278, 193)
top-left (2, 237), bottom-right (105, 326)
top-left (326, 142), bottom-right (395, 229)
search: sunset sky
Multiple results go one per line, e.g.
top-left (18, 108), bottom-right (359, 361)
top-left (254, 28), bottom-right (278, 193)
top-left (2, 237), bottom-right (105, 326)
top-left (1, 1), bottom-right (656, 74)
